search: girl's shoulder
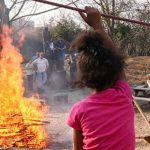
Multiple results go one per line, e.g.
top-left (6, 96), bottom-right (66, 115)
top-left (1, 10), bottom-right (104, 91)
top-left (70, 98), bottom-right (90, 113)
top-left (72, 99), bottom-right (85, 109)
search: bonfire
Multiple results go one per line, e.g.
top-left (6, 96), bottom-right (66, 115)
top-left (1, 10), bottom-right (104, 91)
top-left (0, 26), bottom-right (48, 149)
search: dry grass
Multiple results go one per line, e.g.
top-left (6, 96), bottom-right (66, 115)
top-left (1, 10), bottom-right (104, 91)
top-left (126, 56), bottom-right (150, 84)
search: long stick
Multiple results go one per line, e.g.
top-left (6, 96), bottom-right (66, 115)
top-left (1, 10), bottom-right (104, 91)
top-left (134, 100), bottom-right (150, 130)
top-left (32, 0), bottom-right (150, 27)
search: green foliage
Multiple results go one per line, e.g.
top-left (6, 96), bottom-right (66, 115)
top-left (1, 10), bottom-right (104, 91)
top-left (114, 23), bottom-right (131, 39)
top-left (113, 22), bottom-right (150, 56)
top-left (51, 18), bottom-right (82, 43)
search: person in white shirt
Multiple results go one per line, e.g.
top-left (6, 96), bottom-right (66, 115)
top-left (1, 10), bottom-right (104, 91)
top-left (49, 40), bottom-right (54, 52)
top-left (32, 52), bottom-right (49, 92)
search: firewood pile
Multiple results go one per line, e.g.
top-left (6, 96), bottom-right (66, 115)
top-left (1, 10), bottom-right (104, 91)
top-left (0, 114), bottom-right (50, 149)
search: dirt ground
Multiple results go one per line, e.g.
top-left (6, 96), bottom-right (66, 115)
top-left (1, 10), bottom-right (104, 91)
top-left (126, 56), bottom-right (150, 84)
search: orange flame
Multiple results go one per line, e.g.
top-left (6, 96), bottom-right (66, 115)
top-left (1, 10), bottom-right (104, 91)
top-left (0, 26), bottom-right (48, 148)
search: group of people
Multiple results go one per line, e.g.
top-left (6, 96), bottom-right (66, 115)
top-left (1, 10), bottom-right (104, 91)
top-left (25, 52), bottom-right (49, 93)
top-left (25, 49), bottom-right (77, 93)
top-left (64, 53), bottom-right (77, 86)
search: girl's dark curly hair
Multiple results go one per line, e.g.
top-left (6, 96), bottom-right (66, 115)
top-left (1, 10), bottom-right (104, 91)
top-left (71, 31), bottom-right (125, 91)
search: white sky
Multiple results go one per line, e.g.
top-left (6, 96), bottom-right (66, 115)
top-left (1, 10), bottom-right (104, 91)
top-left (5, 0), bottom-right (149, 26)
top-left (6, 0), bottom-right (82, 26)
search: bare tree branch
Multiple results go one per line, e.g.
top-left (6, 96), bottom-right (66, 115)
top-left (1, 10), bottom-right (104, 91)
top-left (9, 0), bottom-right (18, 11)
top-left (10, 0), bottom-right (80, 23)
top-left (10, 0), bottom-right (28, 22)
top-left (15, 0), bottom-right (30, 5)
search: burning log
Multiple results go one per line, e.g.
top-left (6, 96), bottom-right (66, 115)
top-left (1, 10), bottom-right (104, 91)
top-left (0, 127), bottom-right (9, 129)
top-left (25, 123), bottom-right (49, 126)
top-left (0, 133), bottom-right (22, 138)
top-left (26, 119), bottom-right (50, 124)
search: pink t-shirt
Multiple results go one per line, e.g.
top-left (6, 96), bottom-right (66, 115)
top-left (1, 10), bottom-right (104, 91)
top-left (67, 80), bottom-right (135, 150)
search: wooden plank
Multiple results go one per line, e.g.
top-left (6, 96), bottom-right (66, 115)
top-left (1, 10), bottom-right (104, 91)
top-left (134, 96), bottom-right (150, 102)
top-left (134, 100), bottom-right (150, 131)
top-left (132, 87), bottom-right (150, 91)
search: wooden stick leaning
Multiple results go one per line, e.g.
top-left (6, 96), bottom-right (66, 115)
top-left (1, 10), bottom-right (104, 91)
top-left (134, 100), bottom-right (150, 130)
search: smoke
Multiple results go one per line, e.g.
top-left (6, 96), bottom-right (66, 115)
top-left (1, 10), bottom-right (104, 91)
top-left (13, 27), bottom-right (43, 61)
top-left (49, 71), bottom-right (67, 90)
top-left (42, 83), bottom-right (90, 149)
top-left (17, 32), bottom-right (25, 48)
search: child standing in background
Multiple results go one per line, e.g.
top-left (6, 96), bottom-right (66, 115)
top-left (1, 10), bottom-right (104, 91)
top-left (25, 60), bottom-right (35, 91)
top-left (67, 7), bottom-right (135, 150)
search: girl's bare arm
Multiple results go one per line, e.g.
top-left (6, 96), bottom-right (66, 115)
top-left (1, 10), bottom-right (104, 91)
top-left (73, 129), bottom-right (83, 150)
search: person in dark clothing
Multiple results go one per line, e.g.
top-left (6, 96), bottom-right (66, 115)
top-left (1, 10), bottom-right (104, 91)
top-left (69, 55), bottom-right (77, 86)
top-left (55, 38), bottom-right (66, 70)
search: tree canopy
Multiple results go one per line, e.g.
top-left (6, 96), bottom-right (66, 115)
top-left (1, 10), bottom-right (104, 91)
top-left (51, 18), bottom-right (82, 43)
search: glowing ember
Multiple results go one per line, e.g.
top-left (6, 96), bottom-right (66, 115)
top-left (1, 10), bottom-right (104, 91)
top-left (0, 26), bottom-right (48, 148)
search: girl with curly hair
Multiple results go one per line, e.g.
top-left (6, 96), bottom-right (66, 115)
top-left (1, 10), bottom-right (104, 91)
top-left (67, 7), bottom-right (135, 150)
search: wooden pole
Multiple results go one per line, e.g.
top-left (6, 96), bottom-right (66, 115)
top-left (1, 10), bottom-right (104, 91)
top-left (32, 0), bottom-right (150, 27)
top-left (134, 100), bottom-right (150, 130)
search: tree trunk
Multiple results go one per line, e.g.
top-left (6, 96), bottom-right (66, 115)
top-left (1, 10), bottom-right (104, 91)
top-left (0, 0), bottom-right (9, 27)
top-left (0, 0), bottom-right (9, 58)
